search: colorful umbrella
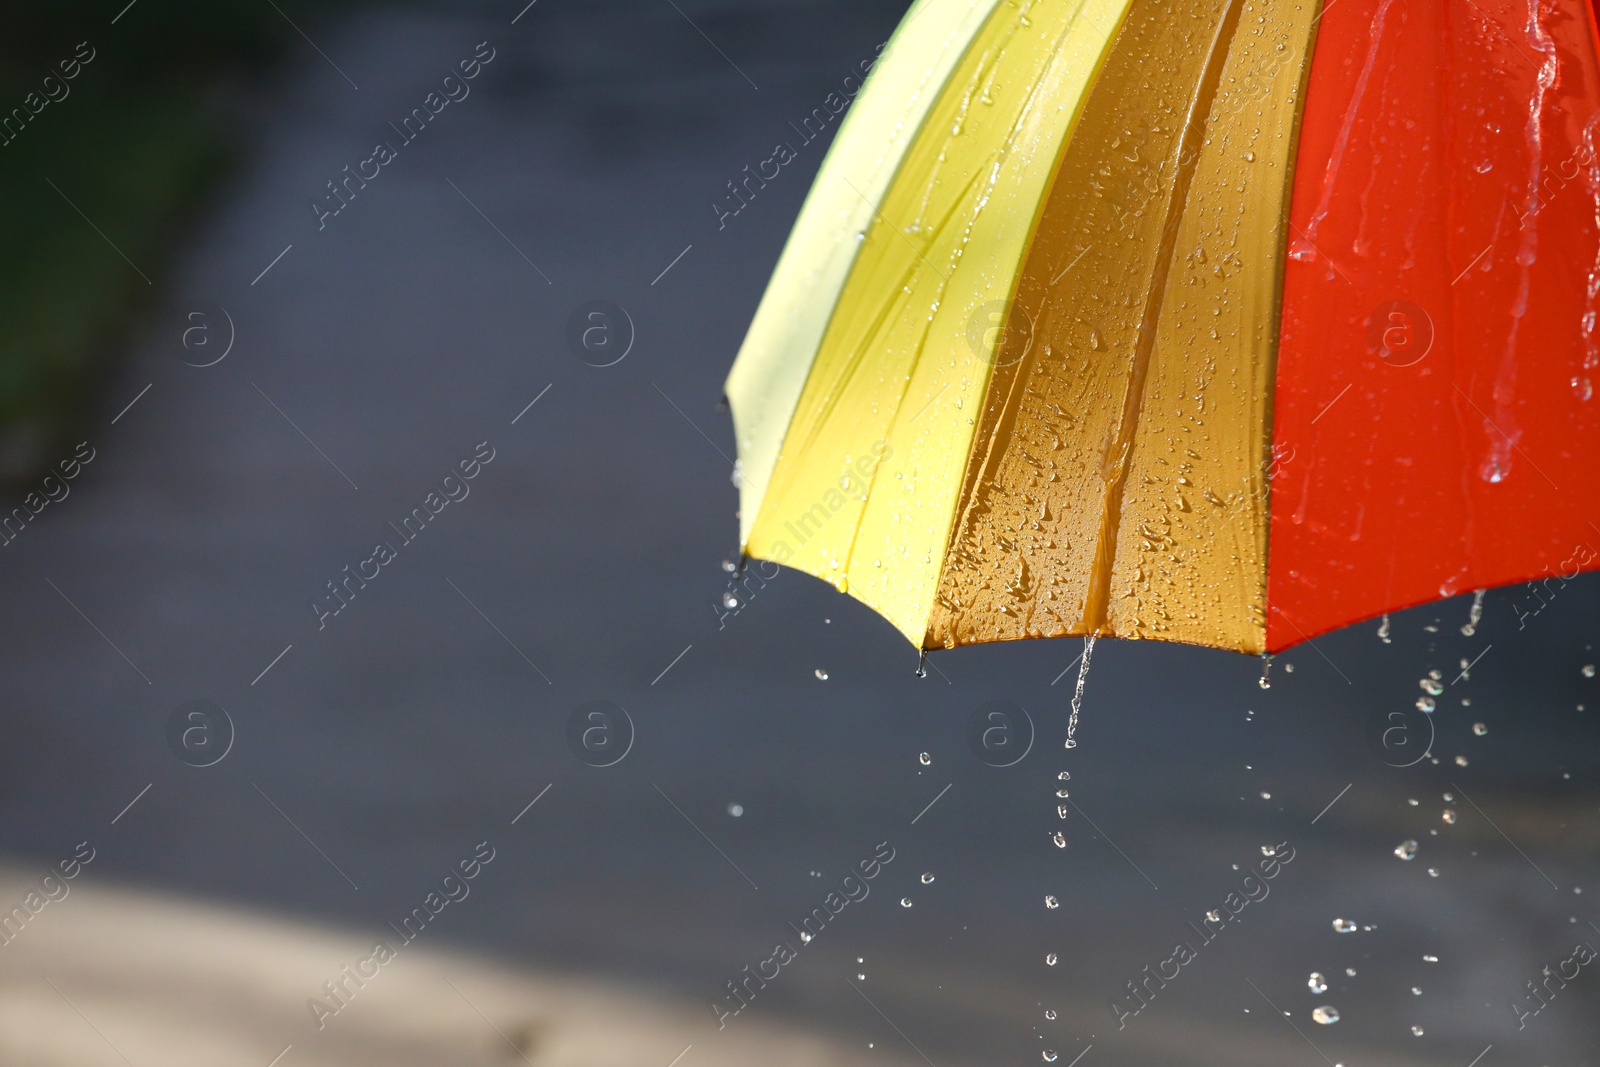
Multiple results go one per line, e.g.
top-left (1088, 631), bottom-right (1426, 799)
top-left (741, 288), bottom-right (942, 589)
top-left (725, 0), bottom-right (1600, 657)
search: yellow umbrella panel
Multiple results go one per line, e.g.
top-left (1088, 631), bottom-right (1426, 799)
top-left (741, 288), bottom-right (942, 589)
top-left (728, 0), bottom-right (1319, 655)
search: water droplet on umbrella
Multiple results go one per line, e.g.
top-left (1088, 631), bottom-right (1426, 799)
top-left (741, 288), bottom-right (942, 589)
top-left (1052, 832), bottom-right (1067, 848)
top-left (727, 803), bottom-right (744, 817)
top-left (919, 752), bottom-right (931, 765)
top-left (1312, 1006), bottom-right (1340, 1024)
top-left (1045, 895), bottom-right (1059, 909)
top-left (920, 872), bottom-right (934, 884)
top-left (1395, 839), bottom-right (1418, 861)
top-left (1333, 918), bottom-right (1357, 933)
top-left (1308, 972), bottom-right (1327, 994)
top-left (1472, 722), bottom-right (1487, 736)
top-left (1045, 953), bottom-right (1058, 966)
top-left (815, 669), bottom-right (829, 680)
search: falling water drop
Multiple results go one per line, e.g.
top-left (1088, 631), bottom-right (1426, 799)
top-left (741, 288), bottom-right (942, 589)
top-left (1420, 672), bottom-right (1444, 696)
top-left (815, 669), bottom-right (829, 680)
top-left (722, 592), bottom-right (740, 610)
top-left (1065, 635), bottom-right (1095, 749)
top-left (1333, 918), bottom-right (1357, 933)
top-left (900, 897), bottom-right (913, 908)
top-left (919, 752), bottom-right (932, 765)
top-left (1261, 844), bottom-right (1278, 857)
top-left (1312, 1006), bottom-right (1341, 1025)
top-left (1461, 590), bottom-right (1486, 635)
top-left (1411, 1026), bottom-right (1425, 1036)
top-left (1584, 664), bottom-right (1596, 678)
top-left (1052, 832), bottom-right (1067, 848)
top-left (1045, 895), bottom-right (1060, 909)
top-left (1044, 1009), bottom-right (1057, 1020)
top-left (1045, 953), bottom-right (1058, 966)
top-left (1394, 839), bottom-right (1419, 860)
top-left (1308, 972), bottom-right (1328, 994)
top-left (1259, 654), bottom-right (1273, 689)
top-left (1442, 808), bottom-right (1457, 824)
top-left (1377, 614), bottom-right (1391, 643)
top-left (1473, 722), bottom-right (1488, 736)
top-left (921, 872), bottom-right (935, 884)
top-left (1416, 696), bottom-right (1437, 713)
top-left (727, 803), bottom-right (744, 817)
top-left (1043, 1052), bottom-right (1058, 1063)
top-left (1058, 771), bottom-right (1072, 780)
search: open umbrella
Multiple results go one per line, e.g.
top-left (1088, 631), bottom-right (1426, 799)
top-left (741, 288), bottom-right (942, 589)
top-left (725, 0), bottom-right (1600, 658)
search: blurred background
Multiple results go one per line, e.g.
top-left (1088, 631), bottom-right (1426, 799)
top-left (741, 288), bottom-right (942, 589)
top-left (0, 1), bottom-right (1596, 1064)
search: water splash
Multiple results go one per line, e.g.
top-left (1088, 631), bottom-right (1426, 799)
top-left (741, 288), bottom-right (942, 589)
top-left (1579, 116), bottom-right (1600, 398)
top-left (1482, 0), bottom-right (1559, 482)
top-left (1065, 633), bottom-right (1096, 749)
top-left (1460, 589), bottom-right (1485, 636)
top-left (1298, 0), bottom-right (1398, 270)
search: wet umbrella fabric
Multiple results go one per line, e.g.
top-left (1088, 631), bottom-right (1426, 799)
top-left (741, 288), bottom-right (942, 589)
top-left (725, 0), bottom-right (1600, 655)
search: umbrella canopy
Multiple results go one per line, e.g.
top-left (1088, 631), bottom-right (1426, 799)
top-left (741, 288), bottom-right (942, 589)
top-left (725, 0), bottom-right (1600, 656)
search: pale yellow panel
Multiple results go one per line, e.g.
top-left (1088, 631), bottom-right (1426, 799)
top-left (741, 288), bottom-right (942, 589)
top-left (747, 0), bottom-right (1135, 647)
top-left (725, 0), bottom-right (1006, 548)
top-left (928, 0), bottom-right (1321, 654)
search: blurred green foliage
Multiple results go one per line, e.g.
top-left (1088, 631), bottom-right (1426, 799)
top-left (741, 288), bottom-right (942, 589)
top-left (0, 0), bottom-right (353, 480)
